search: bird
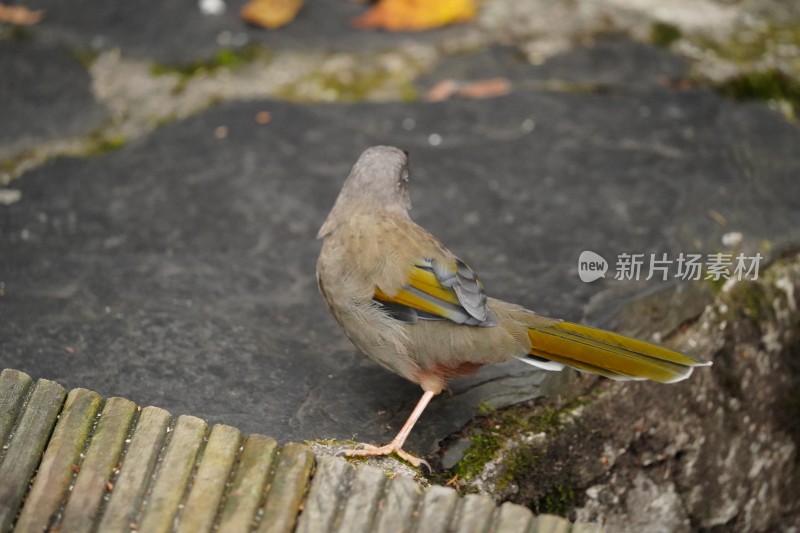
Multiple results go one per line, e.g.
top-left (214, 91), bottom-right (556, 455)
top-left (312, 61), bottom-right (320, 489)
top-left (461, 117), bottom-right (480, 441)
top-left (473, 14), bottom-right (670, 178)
top-left (316, 145), bottom-right (711, 468)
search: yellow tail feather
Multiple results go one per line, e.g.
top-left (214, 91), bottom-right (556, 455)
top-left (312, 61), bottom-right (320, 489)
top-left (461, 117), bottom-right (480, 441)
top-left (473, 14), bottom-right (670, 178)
top-left (526, 320), bottom-right (711, 383)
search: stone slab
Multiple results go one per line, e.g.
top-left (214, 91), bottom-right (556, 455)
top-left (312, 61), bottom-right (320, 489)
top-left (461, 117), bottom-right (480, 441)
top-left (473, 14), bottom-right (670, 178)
top-left (178, 424), bottom-right (244, 533)
top-left (217, 434), bottom-right (279, 533)
top-left (14, 388), bottom-right (102, 533)
top-left (0, 379), bottom-right (66, 532)
top-left (2, 84), bottom-right (799, 455)
top-left (98, 405), bottom-right (173, 532)
top-left (0, 368), bottom-right (32, 445)
top-left (1, 369), bottom-right (581, 532)
top-left (0, 38), bottom-right (107, 161)
top-left (138, 415), bottom-right (208, 533)
top-left (60, 397), bottom-right (139, 532)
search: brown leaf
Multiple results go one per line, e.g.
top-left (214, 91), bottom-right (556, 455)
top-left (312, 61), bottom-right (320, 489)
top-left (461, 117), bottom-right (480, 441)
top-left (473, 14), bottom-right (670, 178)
top-left (255, 111), bottom-right (272, 124)
top-left (241, 0), bottom-right (303, 29)
top-left (425, 79), bottom-right (460, 102)
top-left (353, 0), bottom-right (475, 31)
top-left (0, 2), bottom-right (43, 25)
top-left (456, 77), bottom-right (511, 99)
top-left (426, 78), bottom-right (512, 102)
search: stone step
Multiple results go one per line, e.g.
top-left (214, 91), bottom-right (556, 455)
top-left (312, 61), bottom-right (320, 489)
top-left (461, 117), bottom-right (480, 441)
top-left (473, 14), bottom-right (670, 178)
top-left (0, 368), bottom-right (597, 532)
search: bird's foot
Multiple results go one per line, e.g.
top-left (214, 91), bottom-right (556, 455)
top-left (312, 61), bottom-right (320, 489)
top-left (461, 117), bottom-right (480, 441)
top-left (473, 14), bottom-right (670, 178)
top-left (337, 442), bottom-right (431, 471)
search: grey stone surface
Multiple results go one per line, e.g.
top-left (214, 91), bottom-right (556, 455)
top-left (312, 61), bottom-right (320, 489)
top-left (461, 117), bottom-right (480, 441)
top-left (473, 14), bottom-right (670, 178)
top-left (415, 39), bottom-right (689, 93)
top-left (416, 485), bottom-right (460, 533)
top-left (493, 502), bottom-right (535, 533)
top-left (0, 38), bottom-right (107, 161)
top-left (335, 465), bottom-right (388, 533)
top-left (296, 455), bottom-right (353, 533)
top-left (373, 475), bottom-right (422, 533)
top-left (24, 0), bottom-right (466, 63)
top-left (2, 72), bottom-right (800, 454)
top-left (453, 493), bottom-right (496, 533)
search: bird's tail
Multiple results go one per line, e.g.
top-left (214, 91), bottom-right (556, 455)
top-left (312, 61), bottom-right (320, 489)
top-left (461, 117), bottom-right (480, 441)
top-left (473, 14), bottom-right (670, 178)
top-left (516, 313), bottom-right (711, 383)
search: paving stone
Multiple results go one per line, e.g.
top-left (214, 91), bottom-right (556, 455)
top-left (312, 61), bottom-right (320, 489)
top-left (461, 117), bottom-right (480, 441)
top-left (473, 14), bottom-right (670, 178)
top-left (217, 434), bottom-right (279, 533)
top-left (97, 405), bottom-right (173, 532)
top-left (415, 485), bottom-right (460, 533)
top-left (0, 380), bottom-right (67, 532)
top-left (296, 455), bottom-right (354, 533)
top-left (0, 368), bottom-right (33, 445)
top-left (60, 396), bottom-right (138, 532)
top-left (453, 493), bottom-right (497, 533)
top-left (256, 442), bottom-right (315, 533)
top-left (335, 464), bottom-right (389, 533)
top-left (14, 387), bottom-right (103, 532)
top-left (491, 501), bottom-right (535, 533)
top-left (138, 415), bottom-right (208, 533)
top-left (372, 474), bottom-right (423, 533)
top-left (2, 86), bottom-right (799, 456)
top-left (0, 38), bottom-right (107, 161)
top-left (530, 513), bottom-right (572, 533)
top-left (178, 423), bottom-right (243, 533)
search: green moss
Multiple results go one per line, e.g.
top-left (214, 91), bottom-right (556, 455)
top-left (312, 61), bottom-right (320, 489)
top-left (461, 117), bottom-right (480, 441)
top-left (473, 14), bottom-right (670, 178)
top-left (651, 21), bottom-right (682, 48)
top-left (84, 134), bottom-right (128, 156)
top-left (534, 484), bottom-right (576, 515)
top-left (305, 437), bottom-right (358, 447)
top-left (714, 68), bottom-right (800, 118)
top-left (706, 275), bottom-right (727, 295)
top-left (498, 445), bottom-right (541, 490)
top-left (398, 81), bottom-right (420, 103)
top-left (71, 47), bottom-right (100, 68)
top-left (276, 67), bottom-right (418, 103)
top-left (696, 21), bottom-right (800, 65)
top-left (725, 281), bottom-right (773, 322)
top-left (0, 25), bottom-right (34, 41)
top-left (451, 403), bottom-right (573, 482)
top-left (150, 46), bottom-right (266, 80)
top-left (455, 432), bottom-right (503, 480)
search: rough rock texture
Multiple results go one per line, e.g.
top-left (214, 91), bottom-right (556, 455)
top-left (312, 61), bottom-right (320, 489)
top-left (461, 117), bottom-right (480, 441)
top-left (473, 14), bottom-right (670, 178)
top-left (448, 254), bottom-right (800, 532)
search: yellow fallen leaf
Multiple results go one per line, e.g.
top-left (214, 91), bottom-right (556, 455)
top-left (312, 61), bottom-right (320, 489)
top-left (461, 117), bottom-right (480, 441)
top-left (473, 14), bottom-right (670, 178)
top-left (354, 0), bottom-right (475, 31)
top-left (0, 2), bottom-right (43, 25)
top-left (241, 0), bottom-right (303, 29)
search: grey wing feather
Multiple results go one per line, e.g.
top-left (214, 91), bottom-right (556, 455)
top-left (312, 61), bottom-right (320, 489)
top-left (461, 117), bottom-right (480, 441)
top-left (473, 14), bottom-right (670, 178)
top-left (430, 258), bottom-right (497, 327)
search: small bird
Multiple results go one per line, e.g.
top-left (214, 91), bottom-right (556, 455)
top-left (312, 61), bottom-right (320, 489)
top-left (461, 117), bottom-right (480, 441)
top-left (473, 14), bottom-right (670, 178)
top-left (316, 146), bottom-right (711, 468)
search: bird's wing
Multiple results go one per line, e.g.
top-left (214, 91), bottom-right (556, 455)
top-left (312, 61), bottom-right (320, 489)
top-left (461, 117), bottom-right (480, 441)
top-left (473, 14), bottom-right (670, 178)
top-left (374, 258), bottom-right (497, 327)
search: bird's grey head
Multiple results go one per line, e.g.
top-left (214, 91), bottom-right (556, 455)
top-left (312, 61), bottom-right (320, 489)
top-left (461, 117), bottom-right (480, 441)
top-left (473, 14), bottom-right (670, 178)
top-left (346, 146), bottom-right (411, 209)
top-left (318, 146), bottom-right (412, 238)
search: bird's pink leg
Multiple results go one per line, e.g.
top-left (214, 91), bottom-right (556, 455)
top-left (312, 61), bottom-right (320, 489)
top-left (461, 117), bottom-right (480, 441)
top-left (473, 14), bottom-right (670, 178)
top-left (345, 390), bottom-right (436, 468)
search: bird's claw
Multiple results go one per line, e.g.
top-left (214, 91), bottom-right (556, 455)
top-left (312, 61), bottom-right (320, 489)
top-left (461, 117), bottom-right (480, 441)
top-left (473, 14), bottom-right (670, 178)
top-left (338, 442), bottom-right (431, 471)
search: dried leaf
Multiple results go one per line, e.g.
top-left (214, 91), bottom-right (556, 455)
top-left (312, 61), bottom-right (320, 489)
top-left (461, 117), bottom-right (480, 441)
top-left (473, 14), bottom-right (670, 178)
top-left (425, 79), bottom-right (460, 102)
top-left (457, 77), bottom-right (511, 99)
top-left (354, 0), bottom-right (475, 31)
top-left (255, 111), bottom-right (272, 124)
top-left (241, 0), bottom-right (303, 29)
top-left (426, 78), bottom-right (512, 102)
top-left (0, 2), bottom-right (43, 25)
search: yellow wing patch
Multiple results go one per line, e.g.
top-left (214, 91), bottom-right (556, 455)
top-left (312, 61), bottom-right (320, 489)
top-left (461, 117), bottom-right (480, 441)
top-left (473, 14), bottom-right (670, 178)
top-left (406, 265), bottom-right (462, 306)
top-left (374, 284), bottom-right (450, 318)
top-left (373, 260), bottom-right (496, 326)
